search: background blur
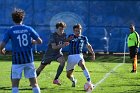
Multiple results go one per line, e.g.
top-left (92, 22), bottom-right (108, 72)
top-left (0, 0), bottom-right (140, 53)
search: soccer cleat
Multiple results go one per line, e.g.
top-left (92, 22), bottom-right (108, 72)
top-left (53, 79), bottom-right (61, 85)
top-left (72, 79), bottom-right (77, 87)
top-left (131, 70), bottom-right (137, 73)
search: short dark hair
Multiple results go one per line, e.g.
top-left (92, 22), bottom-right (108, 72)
top-left (56, 22), bottom-right (66, 29)
top-left (12, 8), bottom-right (25, 23)
top-left (73, 24), bottom-right (82, 30)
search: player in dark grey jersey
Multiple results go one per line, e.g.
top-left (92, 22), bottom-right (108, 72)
top-left (36, 22), bottom-right (69, 85)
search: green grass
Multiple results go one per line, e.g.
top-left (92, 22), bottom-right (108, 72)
top-left (0, 55), bottom-right (140, 93)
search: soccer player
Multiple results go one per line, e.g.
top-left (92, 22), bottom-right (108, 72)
top-left (127, 24), bottom-right (140, 73)
top-left (36, 22), bottom-right (69, 85)
top-left (0, 8), bottom-right (42, 93)
top-left (66, 24), bottom-right (95, 87)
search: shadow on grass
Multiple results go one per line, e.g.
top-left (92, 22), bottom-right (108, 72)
top-left (0, 86), bottom-right (85, 93)
top-left (119, 89), bottom-right (140, 93)
top-left (0, 86), bottom-right (11, 90)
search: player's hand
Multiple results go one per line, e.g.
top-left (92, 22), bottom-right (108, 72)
top-left (64, 42), bottom-right (69, 46)
top-left (32, 40), bottom-right (36, 44)
top-left (91, 53), bottom-right (95, 61)
top-left (136, 47), bottom-right (138, 53)
top-left (0, 48), bottom-right (6, 55)
top-left (68, 36), bottom-right (74, 41)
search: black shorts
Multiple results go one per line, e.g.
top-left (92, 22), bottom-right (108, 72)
top-left (129, 46), bottom-right (138, 59)
top-left (41, 53), bottom-right (63, 65)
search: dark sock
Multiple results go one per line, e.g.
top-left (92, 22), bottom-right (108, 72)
top-left (36, 70), bottom-right (40, 77)
top-left (54, 65), bottom-right (64, 80)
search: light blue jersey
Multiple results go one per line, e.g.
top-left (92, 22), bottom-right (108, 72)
top-left (2, 25), bottom-right (40, 64)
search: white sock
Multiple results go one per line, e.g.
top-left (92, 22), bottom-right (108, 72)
top-left (83, 69), bottom-right (91, 82)
top-left (70, 77), bottom-right (75, 82)
top-left (32, 86), bottom-right (41, 93)
top-left (12, 87), bottom-right (19, 93)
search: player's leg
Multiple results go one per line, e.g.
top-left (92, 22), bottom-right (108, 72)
top-left (133, 47), bottom-right (138, 72)
top-left (133, 55), bottom-right (137, 72)
top-left (53, 56), bottom-right (65, 85)
top-left (36, 64), bottom-right (47, 77)
top-left (36, 57), bottom-right (52, 77)
top-left (25, 63), bottom-right (40, 93)
top-left (130, 47), bottom-right (137, 73)
top-left (11, 64), bottom-right (24, 93)
top-left (29, 78), bottom-right (40, 93)
top-left (66, 70), bottom-right (77, 87)
top-left (78, 60), bottom-right (91, 82)
top-left (12, 79), bottom-right (20, 93)
top-left (36, 54), bottom-right (52, 77)
top-left (66, 55), bottom-right (78, 87)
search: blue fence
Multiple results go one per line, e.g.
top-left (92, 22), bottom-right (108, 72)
top-left (0, 0), bottom-right (140, 53)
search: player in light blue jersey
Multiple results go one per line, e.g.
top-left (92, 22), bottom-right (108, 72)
top-left (66, 24), bottom-right (95, 87)
top-left (0, 8), bottom-right (42, 93)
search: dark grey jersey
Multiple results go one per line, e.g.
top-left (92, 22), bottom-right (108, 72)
top-left (45, 32), bottom-right (66, 55)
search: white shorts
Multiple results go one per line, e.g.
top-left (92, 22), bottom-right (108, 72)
top-left (66, 54), bottom-right (84, 71)
top-left (11, 62), bottom-right (37, 79)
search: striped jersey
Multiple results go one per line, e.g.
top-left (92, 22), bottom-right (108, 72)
top-left (68, 34), bottom-right (88, 55)
top-left (2, 25), bottom-right (40, 64)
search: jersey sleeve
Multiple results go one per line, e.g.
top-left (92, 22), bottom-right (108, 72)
top-left (68, 34), bottom-right (74, 37)
top-left (30, 27), bottom-right (40, 40)
top-left (84, 36), bottom-right (89, 45)
top-left (68, 34), bottom-right (74, 41)
top-left (49, 33), bottom-right (55, 43)
top-left (2, 30), bottom-right (10, 44)
top-left (134, 31), bottom-right (140, 47)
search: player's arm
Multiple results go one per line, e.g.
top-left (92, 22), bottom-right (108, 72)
top-left (86, 43), bottom-right (95, 60)
top-left (0, 30), bottom-right (10, 55)
top-left (65, 35), bottom-right (74, 42)
top-left (50, 33), bottom-right (69, 49)
top-left (134, 32), bottom-right (140, 48)
top-left (0, 42), bottom-right (6, 55)
top-left (51, 42), bottom-right (69, 49)
top-left (30, 28), bottom-right (43, 45)
top-left (32, 37), bottom-right (42, 44)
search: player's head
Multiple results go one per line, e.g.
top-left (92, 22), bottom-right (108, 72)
top-left (12, 8), bottom-right (25, 24)
top-left (73, 24), bottom-right (82, 36)
top-left (130, 24), bottom-right (135, 32)
top-left (56, 21), bottom-right (66, 33)
top-left (56, 21), bottom-right (66, 29)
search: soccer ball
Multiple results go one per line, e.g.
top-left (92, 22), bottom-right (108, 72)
top-left (84, 82), bottom-right (94, 92)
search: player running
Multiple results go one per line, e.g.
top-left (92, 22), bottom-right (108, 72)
top-left (0, 8), bottom-right (42, 93)
top-left (36, 22), bottom-right (69, 85)
top-left (66, 24), bottom-right (95, 87)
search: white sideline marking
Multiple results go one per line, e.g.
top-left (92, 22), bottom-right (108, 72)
top-left (94, 63), bottom-right (124, 89)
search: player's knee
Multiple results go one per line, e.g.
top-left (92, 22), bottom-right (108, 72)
top-left (66, 73), bottom-right (71, 79)
top-left (60, 60), bottom-right (65, 66)
top-left (29, 78), bottom-right (39, 88)
top-left (78, 63), bottom-right (85, 69)
top-left (31, 83), bottom-right (39, 88)
top-left (38, 64), bottom-right (46, 70)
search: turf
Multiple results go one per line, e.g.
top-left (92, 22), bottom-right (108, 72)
top-left (0, 55), bottom-right (140, 93)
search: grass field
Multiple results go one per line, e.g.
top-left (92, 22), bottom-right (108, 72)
top-left (0, 55), bottom-right (140, 93)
